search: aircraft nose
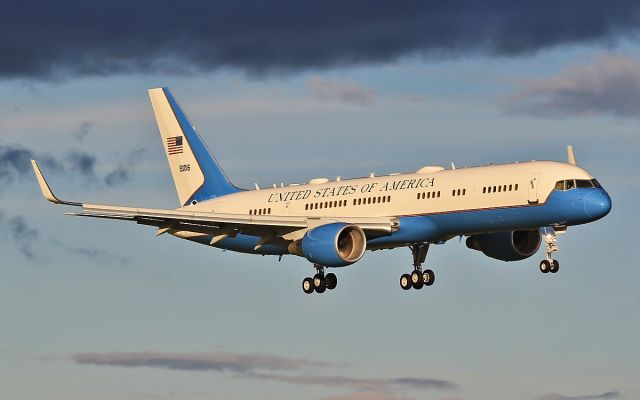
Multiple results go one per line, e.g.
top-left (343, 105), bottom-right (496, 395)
top-left (584, 190), bottom-right (612, 220)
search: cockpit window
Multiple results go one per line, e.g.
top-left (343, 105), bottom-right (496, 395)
top-left (576, 179), bottom-right (593, 188)
top-left (554, 179), bottom-right (601, 191)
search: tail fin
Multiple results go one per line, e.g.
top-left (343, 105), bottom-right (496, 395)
top-left (149, 88), bottom-right (241, 206)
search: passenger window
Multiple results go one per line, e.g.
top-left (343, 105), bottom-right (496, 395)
top-left (515, 184), bottom-right (519, 191)
top-left (493, 186), bottom-right (497, 192)
top-left (437, 191), bottom-right (440, 198)
top-left (509, 184), bottom-right (512, 191)
top-left (387, 196), bottom-right (391, 202)
top-left (268, 208), bottom-right (271, 214)
top-left (503, 185), bottom-right (507, 191)
top-left (483, 187), bottom-right (486, 193)
top-left (452, 190), bottom-right (456, 196)
top-left (498, 186), bottom-right (501, 192)
top-left (463, 189), bottom-right (466, 195)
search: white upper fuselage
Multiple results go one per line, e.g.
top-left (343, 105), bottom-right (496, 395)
top-left (184, 160), bottom-right (593, 220)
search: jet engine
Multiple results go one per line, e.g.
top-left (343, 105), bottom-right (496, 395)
top-left (288, 223), bottom-right (367, 267)
top-left (466, 229), bottom-right (541, 262)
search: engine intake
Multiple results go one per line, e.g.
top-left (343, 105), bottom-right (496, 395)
top-left (289, 223), bottom-right (367, 267)
top-left (466, 229), bottom-right (541, 262)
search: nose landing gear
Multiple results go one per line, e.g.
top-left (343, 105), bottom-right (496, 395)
top-left (539, 227), bottom-right (564, 274)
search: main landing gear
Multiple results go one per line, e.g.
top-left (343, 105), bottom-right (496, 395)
top-left (400, 243), bottom-right (435, 290)
top-left (539, 227), bottom-right (564, 274)
top-left (302, 265), bottom-right (337, 294)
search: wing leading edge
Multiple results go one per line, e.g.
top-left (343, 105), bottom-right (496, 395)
top-left (31, 160), bottom-right (398, 242)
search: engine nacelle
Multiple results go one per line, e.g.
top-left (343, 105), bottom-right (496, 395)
top-left (466, 229), bottom-right (541, 262)
top-left (289, 223), bottom-right (367, 267)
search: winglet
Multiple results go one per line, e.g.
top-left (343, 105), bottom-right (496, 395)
top-left (567, 145), bottom-right (577, 165)
top-left (31, 160), bottom-right (81, 206)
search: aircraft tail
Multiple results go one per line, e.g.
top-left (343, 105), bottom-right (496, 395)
top-left (149, 88), bottom-right (241, 206)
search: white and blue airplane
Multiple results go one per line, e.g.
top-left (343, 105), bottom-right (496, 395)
top-left (32, 88), bottom-right (612, 294)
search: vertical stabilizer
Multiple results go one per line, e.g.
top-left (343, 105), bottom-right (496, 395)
top-left (149, 88), bottom-right (240, 206)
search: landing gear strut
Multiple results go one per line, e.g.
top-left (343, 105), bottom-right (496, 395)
top-left (401, 243), bottom-right (435, 290)
top-left (539, 227), bottom-right (564, 274)
top-left (302, 264), bottom-right (337, 294)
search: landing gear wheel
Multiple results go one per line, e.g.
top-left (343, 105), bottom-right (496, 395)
top-left (550, 260), bottom-right (559, 273)
top-left (314, 274), bottom-right (326, 293)
top-left (423, 269), bottom-right (435, 286)
top-left (302, 277), bottom-right (314, 294)
top-left (411, 270), bottom-right (424, 289)
top-left (400, 274), bottom-right (412, 290)
top-left (325, 273), bottom-right (337, 290)
top-left (540, 260), bottom-right (551, 274)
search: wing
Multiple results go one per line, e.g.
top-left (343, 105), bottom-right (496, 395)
top-left (31, 160), bottom-right (399, 243)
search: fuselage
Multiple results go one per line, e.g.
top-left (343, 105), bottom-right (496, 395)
top-left (173, 160), bottom-right (611, 256)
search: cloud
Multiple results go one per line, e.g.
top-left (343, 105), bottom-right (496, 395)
top-left (308, 77), bottom-right (376, 106)
top-left (0, 144), bottom-right (62, 185)
top-left (67, 151), bottom-right (97, 177)
top-left (72, 351), bottom-right (336, 373)
top-left (2, 1), bottom-right (640, 79)
top-left (501, 54), bottom-right (640, 119)
top-left (537, 391), bottom-right (621, 400)
top-left (323, 391), bottom-right (411, 400)
top-left (72, 351), bottom-right (455, 400)
top-left (64, 246), bottom-right (129, 264)
top-left (0, 213), bottom-right (39, 259)
top-left (73, 121), bottom-right (94, 142)
top-left (248, 372), bottom-right (456, 392)
top-left (104, 148), bottom-right (145, 187)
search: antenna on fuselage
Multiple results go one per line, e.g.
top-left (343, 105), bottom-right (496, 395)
top-left (567, 145), bottom-right (577, 165)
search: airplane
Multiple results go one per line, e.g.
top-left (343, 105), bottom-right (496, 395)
top-left (31, 88), bottom-right (612, 294)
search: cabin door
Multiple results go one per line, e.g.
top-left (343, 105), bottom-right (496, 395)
top-left (528, 172), bottom-right (541, 204)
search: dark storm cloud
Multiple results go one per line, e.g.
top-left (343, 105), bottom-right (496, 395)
top-left (3, 0), bottom-right (640, 79)
top-left (501, 54), bottom-right (640, 119)
top-left (537, 391), bottom-right (621, 400)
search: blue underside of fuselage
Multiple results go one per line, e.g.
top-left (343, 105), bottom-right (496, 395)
top-left (183, 188), bottom-right (611, 256)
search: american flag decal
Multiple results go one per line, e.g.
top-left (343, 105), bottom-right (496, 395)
top-left (167, 136), bottom-right (183, 155)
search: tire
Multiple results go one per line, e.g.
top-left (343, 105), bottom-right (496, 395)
top-left (423, 269), bottom-right (435, 286)
top-left (325, 273), bottom-right (337, 290)
top-left (400, 274), bottom-right (412, 290)
top-left (411, 271), bottom-right (424, 289)
top-left (302, 277), bottom-right (314, 294)
top-left (314, 274), bottom-right (326, 293)
top-left (540, 260), bottom-right (551, 274)
top-left (551, 260), bottom-right (559, 273)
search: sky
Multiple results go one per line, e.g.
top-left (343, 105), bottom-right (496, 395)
top-left (1, 1), bottom-right (639, 400)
